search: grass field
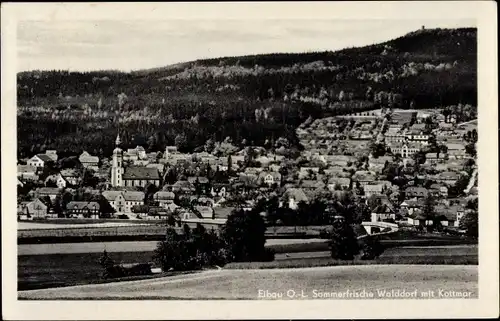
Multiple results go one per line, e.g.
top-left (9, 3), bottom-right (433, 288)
top-left (19, 265), bottom-right (478, 300)
top-left (18, 239), bottom-right (328, 255)
top-left (18, 244), bottom-right (477, 291)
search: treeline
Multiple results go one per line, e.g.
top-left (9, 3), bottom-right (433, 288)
top-left (17, 27), bottom-right (477, 158)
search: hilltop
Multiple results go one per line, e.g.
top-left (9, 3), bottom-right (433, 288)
top-left (17, 27), bottom-right (477, 158)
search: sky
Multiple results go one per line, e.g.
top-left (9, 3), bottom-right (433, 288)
top-left (17, 19), bottom-right (476, 72)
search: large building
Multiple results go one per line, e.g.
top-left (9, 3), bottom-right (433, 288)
top-left (111, 134), bottom-right (161, 188)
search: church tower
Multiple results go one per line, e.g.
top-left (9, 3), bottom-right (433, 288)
top-left (111, 133), bottom-right (123, 187)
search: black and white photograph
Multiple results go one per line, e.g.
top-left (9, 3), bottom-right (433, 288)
top-left (2, 2), bottom-right (498, 320)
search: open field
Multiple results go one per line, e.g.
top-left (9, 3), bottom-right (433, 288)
top-left (18, 239), bottom-right (327, 255)
top-left (18, 221), bottom-right (152, 230)
top-left (18, 244), bottom-right (477, 290)
top-left (19, 265), bottom-right (478, 300)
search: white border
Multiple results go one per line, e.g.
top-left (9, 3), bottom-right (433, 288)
top-left (2, 1), bottom-right (498, 319)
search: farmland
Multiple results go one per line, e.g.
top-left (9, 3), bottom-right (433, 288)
top-left (18, 265), bottom-right (478, 300)
top-left (18, 243), bottom-right (477, 291)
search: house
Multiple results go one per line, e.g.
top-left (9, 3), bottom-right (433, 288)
top-left (363, 184), bottom-right (385, 197)
top-left (79, 151), bottom-right (99, 171)
top-left (405, 186), bottom-right (429, 199)
top-left (389, 142), bottom-right (420, 158)
top-left (400, 199), bottom-right (425, 215)
top-left (448, 149), bottom-right (467, 159)
top-left (391, 111), bottom-right (417, 125)
top-left (430, 184), bottom-right (448, 198)
top-left (298, 167), bottom-right (320, 179)
top-left (407, 210), bottom-right (433, 226)
top-left (171, 180), bottom-right (196, 194)
top-left (384, 131), bottom-right (406, 144)
top-left (122, 167), bottom-right (161, 188)
top-left (187, 176), bottom-right (210, 187)
top-left (436, 205), bottom-right (465, 227)
top-left (45, 150), bottom-right (58, 162)
top-left (437, 171), bottom-right (461, 185)
top-left (425, 153), bottom-right (442, 165)
top-left (17, 165), bottom-right (38, 181)
top-left (368, 156), bottom-right (393, 172)
top-left (102, 190), bottom-right (145, 214)
top-left (352, 171), bottom-right (376, 186)
top-left (371, 204), bottom-right (396, 223)
top-left (44, 173), bottom-right (68, 189)
top-left (282, 188), bottom-right (309, 210)
top-left (210, 184), bottom-right (229, 198)
top-left (124, 146), bottom-right (147, 161)
top-left (60, 169), bottom-right (82, 186)
top-left (18, 198), bottom-right (49, 220)
top-left (405, 131), bottom-right (430, 145)
top-left (146, 163), bottom-right (165, 173)
top-left (153, 191), bottom-right (176, 207)
top-left (324, 155), bottom-right (355, 167)
top-left (66, 201), bottom-right (100, 219)
top-left (28, 154), bottom-right (53, 170)
top-left (258, 171), bottom-right (282, 186)
top-left (33, 187), bottom-right (61, 201)
top-left (439, 122), bottom-right (454, 131)
top-left (300, 180), bottom-right (326, 191)
top-left (327, 177), bottom-right (351, 191)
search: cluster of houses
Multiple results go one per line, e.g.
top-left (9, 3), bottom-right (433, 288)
top-left (17, 107), bottom-right (477, 231)
top-left (295, 108), bottom-right (477, 228)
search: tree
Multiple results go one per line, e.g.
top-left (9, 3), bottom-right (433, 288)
top-left (329, 218), bottom-right (359, 260)
top-left (98, 250), bottom-right (117, 279)
top-left (360, 235), bottom-right (384, 260)
top-left (459, 198), bottom-right (478, 238)
top-left (422, 194), bottom-right (441, 231)
top-left (221, 209), bottom-right (271, 262)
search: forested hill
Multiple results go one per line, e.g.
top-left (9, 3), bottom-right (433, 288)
top-left (17, 27), bottom-right (477, 158)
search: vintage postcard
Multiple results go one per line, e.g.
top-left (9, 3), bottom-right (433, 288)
top-left (1, 1), bottom-right (498, 320)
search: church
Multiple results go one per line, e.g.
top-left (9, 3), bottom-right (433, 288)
top-left (111, 134), bottom-right (161, 188)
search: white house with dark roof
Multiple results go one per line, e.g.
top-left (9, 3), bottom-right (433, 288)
top-left (282, 188), bottom-right (309, 210)
top-left (66, 201), bottom-right (100, 219)
top-left (153, 191), bottom-right (175, 207)
top-left (258, 171), bottom-right (282, 186)
top-left (17, 165), bottom-right (38, 181)
top-left (28, 154), bottom-right (53, 169)
top-left (102, 190), bottom-right (145, 214)
top-left (79, 151), bottom-right (99, 171)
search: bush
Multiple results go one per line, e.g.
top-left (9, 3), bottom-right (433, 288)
top-left (329, 219), bottom-right (360, 260)
top-left (222, 209), bottom-right (268, 262)
top-left (360, 235), bottom-right (384, 260)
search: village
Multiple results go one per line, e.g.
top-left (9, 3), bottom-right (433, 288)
top-left (17, 106), bottom-right (478, 233)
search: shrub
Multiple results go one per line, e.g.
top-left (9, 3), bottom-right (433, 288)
top-left (329, 219), bottom-right (360, 260)
top-left (360, 235), bottom-right (384, 260)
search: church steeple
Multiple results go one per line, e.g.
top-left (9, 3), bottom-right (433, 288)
top-left (115, 133), bottom-right (121, 146)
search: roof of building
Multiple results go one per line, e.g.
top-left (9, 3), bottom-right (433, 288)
top-left (373, 203), bottom-right (394, 214)
top-left (154, 191), bottom-right (175, 200)
top-left (122, 191), bottom-right (145, 202)
top-left (123, 167), bottom-right (160, 180)
top-left (36, 187), bottom-right (61, 195)
top-left (79, 151), bottom-right (99, 163)
top-left (66, 201), bottom-right (100, 211)
top-left (33, 154), bottom-right (53, 162)
top-left (285, 188), bottom-right (309, 202)
top-left (60, 169), bottom-right (80, 177)
top-left (187, 176), bottom-right (209, 184)
top-left (17, 165), bottom-right (37, 173)
top-left (172, 180), bottom-right (195, 189)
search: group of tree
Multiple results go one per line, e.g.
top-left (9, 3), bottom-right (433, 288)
top-left (151, 208), bottom-right (274, 272)
top-left (18, 28), bottom-right (476, 159)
